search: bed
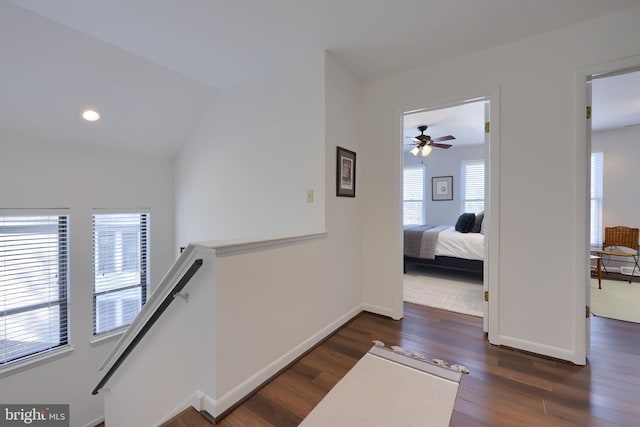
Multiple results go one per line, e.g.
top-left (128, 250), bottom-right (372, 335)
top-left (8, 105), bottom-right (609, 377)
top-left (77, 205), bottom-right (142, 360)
top-left (404, 223), bottom-right (484, 275)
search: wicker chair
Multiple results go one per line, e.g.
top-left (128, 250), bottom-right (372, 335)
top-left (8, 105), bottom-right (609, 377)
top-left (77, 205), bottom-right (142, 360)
top-left (592, 226), bottom-right (640, 283)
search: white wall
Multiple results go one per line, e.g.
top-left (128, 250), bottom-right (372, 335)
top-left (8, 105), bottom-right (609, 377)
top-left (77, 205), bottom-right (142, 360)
top-left (324, 52), bottom-right (364, 317)
top-left (0, 141), bottom-right (175, 426)
top-left (175, 52), bottom-right (326, 246)
top-left (360, 6), bottom-right (640, 363)
top-left (593, 126), bottom-right (640, 229)
top-left (404, 144), bottom-right (484, 225)
top-left (174, 49), bottom-right (363, 330)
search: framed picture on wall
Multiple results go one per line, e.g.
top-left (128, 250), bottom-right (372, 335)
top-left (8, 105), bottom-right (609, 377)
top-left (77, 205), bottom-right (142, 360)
top-left (432, 176), bottom-right (453, 201)
top-left (336, 146), bottom-right (356, 197)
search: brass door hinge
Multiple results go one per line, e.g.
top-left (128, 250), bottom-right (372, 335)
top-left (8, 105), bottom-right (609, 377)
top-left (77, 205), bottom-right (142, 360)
top-left (484, 291), bottom-right (489, 302)
top-left (485, 122), bottom-right (490, 133)
top-left (586, 106), bottom-right (592, 119)
top-left (586, 306), bottom-right (591, 318)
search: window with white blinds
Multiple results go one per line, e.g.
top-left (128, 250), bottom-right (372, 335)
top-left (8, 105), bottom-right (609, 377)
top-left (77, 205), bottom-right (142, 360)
top-left (403, 165), bottom-right (425, 225)
top-left (461, 160), bottom-right (485, 214)
top-left (0, 212), bottom-right (69, 366)
top-left (591, 152), bottom-right (604, 248)
top-left (93, 212), bottom-right (148, 335)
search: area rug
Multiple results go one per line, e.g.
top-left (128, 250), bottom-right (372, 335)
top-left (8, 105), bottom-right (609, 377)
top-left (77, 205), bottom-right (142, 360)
top-left (299, 343), bottom-right (464, 427)
top-left (591, 279), bottom-right (640, 323)
top-left (403, 270), bottom-right (484, 317)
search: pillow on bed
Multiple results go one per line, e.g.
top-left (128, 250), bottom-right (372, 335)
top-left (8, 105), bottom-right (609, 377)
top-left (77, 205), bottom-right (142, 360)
top-left (455, 213), bottom-right (476, 233)
top-left (472, 211), bottom-right (484, 233)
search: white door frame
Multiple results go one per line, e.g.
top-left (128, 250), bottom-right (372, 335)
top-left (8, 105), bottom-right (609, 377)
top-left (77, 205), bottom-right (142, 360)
top-left (394, 87), bottom-right (501, 344)
top-left (575, 55), bottom-right (640, 362)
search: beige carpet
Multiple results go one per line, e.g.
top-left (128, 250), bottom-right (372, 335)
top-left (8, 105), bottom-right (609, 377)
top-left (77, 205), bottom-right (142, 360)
top-left (300, 345), bottom-right (461, 427)
top-left (591, 278), bottom-right (640, 323)
top-left (403, 269), bottom-right (484, 317)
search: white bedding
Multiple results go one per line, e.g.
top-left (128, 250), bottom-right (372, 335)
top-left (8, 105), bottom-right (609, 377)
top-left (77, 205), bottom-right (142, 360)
top-left (435, 226), bottom-right (484, 260)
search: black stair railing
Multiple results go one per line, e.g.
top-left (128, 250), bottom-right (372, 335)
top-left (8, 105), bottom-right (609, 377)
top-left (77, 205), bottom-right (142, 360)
top-left (92, 258), bottom-right (204, 396)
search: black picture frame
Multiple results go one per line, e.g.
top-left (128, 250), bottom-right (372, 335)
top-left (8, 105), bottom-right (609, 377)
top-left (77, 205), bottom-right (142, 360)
top-left (432, 176), bottom-right (453, 201)
top-left (336, 146), bottom-right (356, 197)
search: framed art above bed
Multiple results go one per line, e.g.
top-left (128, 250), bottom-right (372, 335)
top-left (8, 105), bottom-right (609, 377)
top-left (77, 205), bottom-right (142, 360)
top-left (432, 176), bottom-right (453, 201)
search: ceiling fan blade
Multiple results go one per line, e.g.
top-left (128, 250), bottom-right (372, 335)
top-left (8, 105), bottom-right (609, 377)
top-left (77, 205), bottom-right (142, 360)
top-left (429, 142), bottom-right (452, 149)
top-left (431, 135), bottom-right (455, 142)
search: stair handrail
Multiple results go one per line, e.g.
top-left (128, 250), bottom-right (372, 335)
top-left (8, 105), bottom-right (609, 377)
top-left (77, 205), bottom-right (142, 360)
top-left (91, 255), bottom-right (203, 396)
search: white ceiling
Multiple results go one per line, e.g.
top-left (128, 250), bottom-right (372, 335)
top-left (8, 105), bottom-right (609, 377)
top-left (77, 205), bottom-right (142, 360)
top-left (2, 0), bottom-right (639, 156)
top-left (592, 70), bottom-right (640, 133)
top-left (403, 101), bottom-right (486, 150)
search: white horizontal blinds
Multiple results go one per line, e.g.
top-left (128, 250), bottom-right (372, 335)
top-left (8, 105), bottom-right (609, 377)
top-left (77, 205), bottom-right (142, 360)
top-left (93, 212), bottom-right (148, 335)
top-left (462, 160), bottom-right (485, 214)
top-left (0, 214), bottom-right (69, 365)
top-left (403, 166), bottom-right (425, 225)
top-left (591, 152), bottom-right (604, 248)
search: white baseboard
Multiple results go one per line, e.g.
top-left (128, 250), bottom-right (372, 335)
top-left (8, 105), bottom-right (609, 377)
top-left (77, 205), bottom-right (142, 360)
top-left (362, 303), bottom-right (395, 318)
top-left (81, 415), bottom-right (104, 427)
top-left (152, 390), bottom-right (206, 427)
top-left (199, 393), bottom-right (217, 420)
top-left (211, 304), bottom-right (364, 417)
top-left (498, 335), bottom-right (580, 365)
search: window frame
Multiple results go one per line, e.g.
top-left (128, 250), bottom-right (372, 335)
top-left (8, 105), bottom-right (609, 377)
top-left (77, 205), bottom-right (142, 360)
top-left (92, 210), bottom-right (149, 336)
top-left (0, 210), bottom-right (70, 370)
top-left (403, 164), bottom-right (426, 225)
top-left (591, 151), bottom-right (604, 248)
top-left (461, 160), bottom-right (485, 214)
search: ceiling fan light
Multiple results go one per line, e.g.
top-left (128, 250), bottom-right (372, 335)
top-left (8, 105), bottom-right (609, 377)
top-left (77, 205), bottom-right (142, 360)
top-left (410, 146), bottom-right (420, 156)
top-left (421, 145), bottom-right (432, 157)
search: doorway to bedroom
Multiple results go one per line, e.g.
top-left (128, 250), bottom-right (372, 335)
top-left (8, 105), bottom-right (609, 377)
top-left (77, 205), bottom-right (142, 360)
top-left (402, 98), bottom-right (487, 318)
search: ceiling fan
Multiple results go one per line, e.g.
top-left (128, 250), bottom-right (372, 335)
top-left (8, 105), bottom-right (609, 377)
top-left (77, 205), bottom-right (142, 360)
top-left (406, 125), bottom-right (455, 157)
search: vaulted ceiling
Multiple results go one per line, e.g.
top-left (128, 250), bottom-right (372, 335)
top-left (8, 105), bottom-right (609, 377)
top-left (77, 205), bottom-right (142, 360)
top-left (2, 0), bottom-right (639, 156)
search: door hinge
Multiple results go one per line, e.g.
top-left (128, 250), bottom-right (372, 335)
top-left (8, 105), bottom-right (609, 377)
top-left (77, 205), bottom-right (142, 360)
top-left (586, 106), bottom-right (591, 119)
top-left (485, 122), bottom-right (490, 133)
top-left (586, 306), bottom-right (590, 318)
top-left (484, 291), bottom-right (489, 302)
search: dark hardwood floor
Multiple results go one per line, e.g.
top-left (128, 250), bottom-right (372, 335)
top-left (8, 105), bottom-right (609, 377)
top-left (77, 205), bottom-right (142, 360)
top-left (212, 303), bottom-right (640, 426)
top-left (103, 302), bottom-right (640, 426)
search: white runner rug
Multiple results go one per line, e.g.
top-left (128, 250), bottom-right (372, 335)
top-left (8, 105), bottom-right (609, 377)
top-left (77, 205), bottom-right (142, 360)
top-left (300, 345), bottom-right (462, 427)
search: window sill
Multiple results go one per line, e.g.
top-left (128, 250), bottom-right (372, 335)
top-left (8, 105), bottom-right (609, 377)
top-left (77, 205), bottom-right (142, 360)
top-left (90, 327), bottom-right (127, 346)
top-left (0, 345), bottom-right (74, 379)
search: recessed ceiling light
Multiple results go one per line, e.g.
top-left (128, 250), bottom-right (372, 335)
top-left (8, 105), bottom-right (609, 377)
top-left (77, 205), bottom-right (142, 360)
top-left (80, 108), bottom-right (100, 122)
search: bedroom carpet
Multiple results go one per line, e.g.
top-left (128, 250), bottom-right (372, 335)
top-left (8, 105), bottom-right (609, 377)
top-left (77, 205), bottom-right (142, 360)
top-left (403, 269), bottom-right (483, 317)
top-left (591, 278), bottom-right (640, 323)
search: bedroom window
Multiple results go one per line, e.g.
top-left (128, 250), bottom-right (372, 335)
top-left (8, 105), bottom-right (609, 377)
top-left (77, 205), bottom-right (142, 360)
top-left (93, 211), bottom-right (148, 335)
top-left (403, 165), bottom-right (425, 225)
top-left (461, 160), bottom-right (485, 213)
top-left (0, 211), bottom-right (69, 366)
top-left (591, 151), bottom-right (603, 248)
